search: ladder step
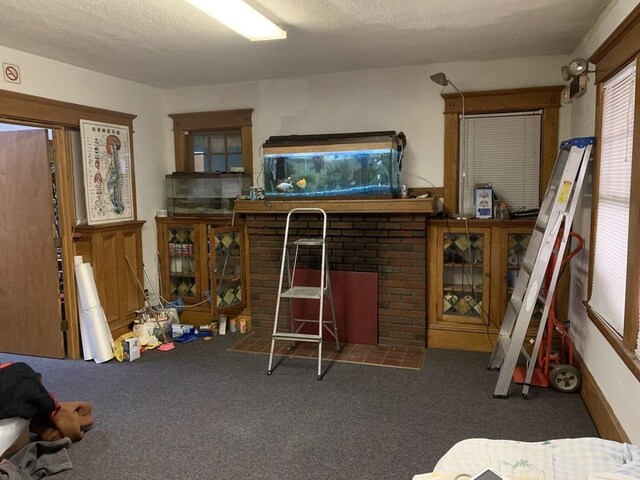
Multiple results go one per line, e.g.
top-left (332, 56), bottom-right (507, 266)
top-left (521, 260), bottom-right (534, 275)
top-left (497, 333), bottom-right (510, 353)
top-left (272, 332), bottom-right (322, 342)
top-left (281, 286), bottom-right (324, 299)
top-left (488, 333), bottom-right (511, 370)
top-left (292, 238), bottom-right (324, 246)
top-left (292, 317), bottom-right (337, 325)
top-left (508, 297), bottom-right (523, 314)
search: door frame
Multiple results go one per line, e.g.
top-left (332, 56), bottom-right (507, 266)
top-left (0, 88), bottom-right (137, 359)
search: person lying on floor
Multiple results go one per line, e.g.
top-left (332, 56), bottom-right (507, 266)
top-left (0, 362), bottom-right (93, 452)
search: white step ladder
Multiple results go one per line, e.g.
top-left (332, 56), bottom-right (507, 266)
top-left (267, 208), bottom-right (339, 380)
top-left (489, 137), bottom-right (594, 398)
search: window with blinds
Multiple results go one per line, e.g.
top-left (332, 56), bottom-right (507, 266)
top-left (459, 112), bottom-right (542, 218)
top-left (588, 59), bottom-right (636, 339)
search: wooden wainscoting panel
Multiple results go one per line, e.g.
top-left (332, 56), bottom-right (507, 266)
top-left (427, 328), bottom-right (496, 352)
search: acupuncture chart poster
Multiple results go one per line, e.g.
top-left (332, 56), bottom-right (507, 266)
top-left (80, 120), bottom-right (134, 225)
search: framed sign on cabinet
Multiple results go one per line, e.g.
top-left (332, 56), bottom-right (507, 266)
top-left (80, 119), bottom-right (134, 225)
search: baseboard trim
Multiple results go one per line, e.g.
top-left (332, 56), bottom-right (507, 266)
top-left (576, 354), bottom-right (631, 443)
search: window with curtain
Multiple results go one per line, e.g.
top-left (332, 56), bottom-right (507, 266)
top-left (589, 60), bottom-right (635, 339)
top-left (459, 112), bottom-right (542, 218)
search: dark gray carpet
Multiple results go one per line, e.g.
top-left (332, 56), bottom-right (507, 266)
top-left (1, 334), bottom-right (598, 479)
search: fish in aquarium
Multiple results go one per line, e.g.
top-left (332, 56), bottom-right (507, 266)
top-left (276, 177), bottom-right (294, 192)
top-left (296, 178), bottom-right (307, 189)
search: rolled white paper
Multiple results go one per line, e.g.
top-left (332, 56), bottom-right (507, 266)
top-left (77, 295), bottom-right (93, 361)
top-left (74, 261), bottom-right (114, 363)
top-left (75, 263), bottom-right (102, 310)
top-left (81, 306), bottom-right (114, 364)
top-left (75, 258), bottom-right (93, 361)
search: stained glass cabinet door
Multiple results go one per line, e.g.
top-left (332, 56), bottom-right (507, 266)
top-left (427, 220), bottom-right (537, 351)
top-left (439, 227), bottom-right (491, 327)
top-left (208, 225), bottom-right (247, 314)
top-left (167, 225), bottom-right (198, 301)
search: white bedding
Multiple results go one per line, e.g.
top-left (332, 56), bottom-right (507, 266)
top-left (0, 417), bottom-right (29, 458)
top-left (413, 438), bottom-right (640, 480)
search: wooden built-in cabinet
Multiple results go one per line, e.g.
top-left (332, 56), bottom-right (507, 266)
top-left (155, 216), bottom-right (251, 328)
top-left (427, 218), bottom-right (538, 352)
top-left (73, 221), bottom-right (145, 339)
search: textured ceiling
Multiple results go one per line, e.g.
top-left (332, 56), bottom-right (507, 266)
top-left (0, 0), bottom-right (609, 89)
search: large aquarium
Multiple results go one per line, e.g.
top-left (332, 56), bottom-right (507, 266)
top-left (262, 131), bottom-right (403, 198)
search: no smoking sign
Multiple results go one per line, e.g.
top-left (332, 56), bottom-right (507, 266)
top-left (3, 63), bottom-right (21, 84)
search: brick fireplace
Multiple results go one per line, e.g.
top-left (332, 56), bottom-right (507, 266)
top-left (241, 209), bottom-right (429, 348)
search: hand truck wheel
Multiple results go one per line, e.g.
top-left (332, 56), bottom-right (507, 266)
top-left (549, 364), bottom-right (581, 393)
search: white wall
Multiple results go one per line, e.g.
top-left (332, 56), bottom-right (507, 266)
top-left (162, 55), bottom-right (569, 191)
top-left (1, 46), bottom-right (569, 309)
top-left (1, 44), bottom-right (570, 291)
top-left (0, 45), bottom-right (167, 287)
top-left (4, 3), bottom-right (638, 442)
top-left (566, 0), bottom-right (640, 444)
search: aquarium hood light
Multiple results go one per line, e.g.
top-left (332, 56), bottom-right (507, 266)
top-left (186, 0), bottom-right (287, 41)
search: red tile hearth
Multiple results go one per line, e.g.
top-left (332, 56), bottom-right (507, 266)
top-left (230, 334), bottom-right (425, 370)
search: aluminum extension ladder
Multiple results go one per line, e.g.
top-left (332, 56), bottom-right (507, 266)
top-left (267, 208), bottom-right (339, 380)
top-left (489, 137), bottom-right (594, 398)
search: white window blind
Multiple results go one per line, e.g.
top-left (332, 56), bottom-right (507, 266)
top-left (589, 59), bottom-right (636, 337)
top-left (459, 112), bottom-right (541, 218)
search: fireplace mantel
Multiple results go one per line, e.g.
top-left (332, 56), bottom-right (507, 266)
top-left (235, 198), bottom-right (434, 214)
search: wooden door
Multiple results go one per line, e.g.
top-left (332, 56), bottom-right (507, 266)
top-left (0, 129), bottom-right (65, 357)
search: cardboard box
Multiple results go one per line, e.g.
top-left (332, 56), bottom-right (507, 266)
top-left (123, 337), bottom-right (140, 362)
top-left (475, 186), bottom-right (493, 219)
top-left (171, 324), bottom-right (194, 337)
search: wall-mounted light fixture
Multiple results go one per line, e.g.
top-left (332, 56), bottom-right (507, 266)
top-left (561, 57), bottom-right (594, 100)
top-left (186, 0), bottom-right (287, 41)
top-left (431, 72), bottom-right (467, 219)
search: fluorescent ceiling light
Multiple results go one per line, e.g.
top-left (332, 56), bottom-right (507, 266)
top-left (187, 0), bottom-right (287, 41)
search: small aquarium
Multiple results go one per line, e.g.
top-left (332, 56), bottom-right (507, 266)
top-left (262, 131), bottom-right (403, 199)
top-left (165, 172), bottom-right (250, 215)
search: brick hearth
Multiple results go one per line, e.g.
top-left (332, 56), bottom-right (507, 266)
top-left (243, 212), bottom-right (427, 347)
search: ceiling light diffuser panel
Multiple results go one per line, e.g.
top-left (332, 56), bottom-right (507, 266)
top-left (186, 0), bottom-right (287, 41)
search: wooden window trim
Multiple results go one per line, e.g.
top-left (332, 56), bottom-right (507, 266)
top-left (590, 3), bottom-right (640, 83)
top-left (587, 4), bottom-right (640, 379)
top-left (169, 109), bottom-right (253, 173)
top-left (441, 86), bottom-right (563, 215)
